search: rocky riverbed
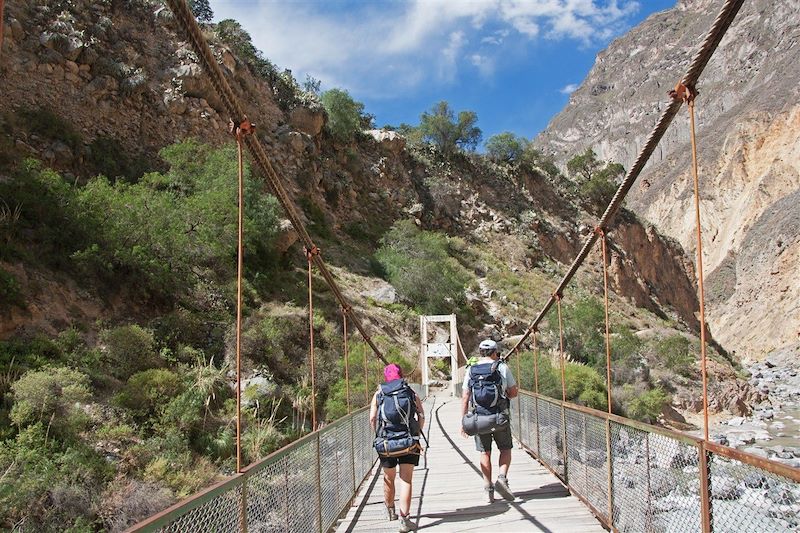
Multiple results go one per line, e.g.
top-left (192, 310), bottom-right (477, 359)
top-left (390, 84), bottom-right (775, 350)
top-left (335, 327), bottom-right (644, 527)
top-left (709, 345), bottom-right (800, 468)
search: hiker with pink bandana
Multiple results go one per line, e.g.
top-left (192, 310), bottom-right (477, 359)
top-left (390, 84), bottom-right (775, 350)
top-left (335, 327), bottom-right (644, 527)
top-left (370, 364), bottom-right (425, 532)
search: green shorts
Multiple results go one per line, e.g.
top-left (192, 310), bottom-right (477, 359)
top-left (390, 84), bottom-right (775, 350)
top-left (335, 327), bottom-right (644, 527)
top-left (475, 424), bottom-right (513, 452)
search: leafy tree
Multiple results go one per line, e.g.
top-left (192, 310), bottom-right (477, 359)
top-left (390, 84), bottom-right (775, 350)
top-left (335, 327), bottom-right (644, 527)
top-left (395, 123), bottom-right (424, 146)
top-left (547, 296), bottom-right (606, 368)
top-left (566, 148), bottom-right (625, 215)
top-left (189, 0), bottom-right (214, 23)
top-left (320, 88), bottom-right (366, 142)
top-left (485, 132), bottom-right (529, 163)
top-left (419, 101), bottom-right (481, 156)
top-left (520, 146), bottom-right (561, 178)
top-left (375, 220), bottom-right (473, 314)
top-left (100, 325), bottom-right (162, 380)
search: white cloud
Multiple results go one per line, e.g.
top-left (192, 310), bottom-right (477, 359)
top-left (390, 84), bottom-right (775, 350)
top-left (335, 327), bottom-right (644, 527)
top-left (470, 54), bottom-right (496, 78)
top-left (560, 83), bottom-right (579, 94)
top-left (210, 0), bottom-right (641, 97)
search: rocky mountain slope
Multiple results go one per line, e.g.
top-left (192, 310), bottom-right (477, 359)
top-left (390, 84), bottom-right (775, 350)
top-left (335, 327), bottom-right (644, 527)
top-left (532, 0), bottom-right (800, 361)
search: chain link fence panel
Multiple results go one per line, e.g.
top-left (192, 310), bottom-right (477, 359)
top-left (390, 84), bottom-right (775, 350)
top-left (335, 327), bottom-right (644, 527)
top-left (708, 450), bottom-right (800, 532)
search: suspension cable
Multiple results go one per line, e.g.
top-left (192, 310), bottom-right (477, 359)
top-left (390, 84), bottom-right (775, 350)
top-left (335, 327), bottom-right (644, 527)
top-left (598, 229), bottom-right (613, 414)
top-left (503, 0), bottom-right (746, 360)
top-left (343, 307), bottom-right (351, 414)
top-left (555, 295), bottom-right (567, 403)
top-left (231, 120), bottom-right (253, 473)
top-left (684, 87), bottom-right (711, 441)
top-left (306, 247), bottom-right (319, 431)
top-left (163, 0), bottom-right (388, 366)
top-left (533, 330), bottom-right (539, 395)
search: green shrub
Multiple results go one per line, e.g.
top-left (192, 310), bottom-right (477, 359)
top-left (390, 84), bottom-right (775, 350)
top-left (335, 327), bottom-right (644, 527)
top-left (100, 325), bottom-right (161, 380)
top-left (0, 425), bottom-right (112, 530)
top-left (320, 88), bottom-right (367, 142)
top-left (114, 369), bottom-right (182, 421)
top-left (10, 367), bottom-right (91, 435)
top-left (623, 385), bottom-right (668, 423)
top-left (655, 335), bottom-right (694, 377)
top-left (546, 296), bottom-right (606, 368)
top-left (375, 220), bottom-right (473, 314)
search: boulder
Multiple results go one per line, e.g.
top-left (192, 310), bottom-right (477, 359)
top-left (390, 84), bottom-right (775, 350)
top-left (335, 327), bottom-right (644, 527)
top-left (275, 219), bottom-right (299, 254)
top-left (289, 107), bottom-right (325, 137)
top-left (362, 283), bottom-right (397, 305)
top-left (366, 130), bottom-right (406, 154)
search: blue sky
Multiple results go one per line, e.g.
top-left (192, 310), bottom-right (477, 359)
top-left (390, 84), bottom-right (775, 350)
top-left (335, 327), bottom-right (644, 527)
top-left (210, 1), bottom-right (676, 146)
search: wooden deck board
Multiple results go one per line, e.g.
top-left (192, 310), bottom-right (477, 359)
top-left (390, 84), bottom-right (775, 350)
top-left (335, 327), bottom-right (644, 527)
top-left (335, 395), bottom-right (606, 533)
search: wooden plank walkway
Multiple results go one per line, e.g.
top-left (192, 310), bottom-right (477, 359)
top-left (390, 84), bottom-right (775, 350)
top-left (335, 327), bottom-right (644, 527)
top-left (335, 394), bottom-right (605, 532)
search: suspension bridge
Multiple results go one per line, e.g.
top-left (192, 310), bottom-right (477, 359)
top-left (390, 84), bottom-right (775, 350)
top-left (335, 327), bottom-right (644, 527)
top-left (76, 0), bottom-right (798, 530)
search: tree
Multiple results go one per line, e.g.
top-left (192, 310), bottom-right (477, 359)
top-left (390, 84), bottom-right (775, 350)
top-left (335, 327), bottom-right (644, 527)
top-left (485, 132), bottom-right (529, 163)
top-left (419, 101), bottom-right (481, 156)
top-left (320, 88), bottom-right (366, 142)
top-left (189, 0), bottom-right (213, 23)
top-left (566, 148), bottom-right (625, 215)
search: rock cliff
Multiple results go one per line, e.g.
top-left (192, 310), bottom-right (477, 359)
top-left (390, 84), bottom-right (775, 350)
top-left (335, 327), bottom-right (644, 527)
top-left (532, 0), bottom-right (800, 360)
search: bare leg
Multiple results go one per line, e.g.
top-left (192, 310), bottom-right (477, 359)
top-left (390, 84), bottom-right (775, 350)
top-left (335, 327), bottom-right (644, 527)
top-left (397, 463), bottom-right (414, 516)
top-left (498, 449), bottom-right (512, 478)
top-left (479, 452), bottom-right (492, 485)
top-left (383, 467), bottom-right (396, 509)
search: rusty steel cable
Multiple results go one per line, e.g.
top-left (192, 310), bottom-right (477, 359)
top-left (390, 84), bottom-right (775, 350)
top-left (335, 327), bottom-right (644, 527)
top-left (504, 0), bottom-right (746, 360)
top-left (687, 94), bottom-right (711, 441)
top-left (343, 308), bottom-right (351, 414)
top-left (306, 248), bottom-right (318, 431)
top-left (234, 132), bottom-right (245, 474)
top-left (599, 230), bottom-right (613, 414)
top-left (164, 0), bottom-right (388, 366)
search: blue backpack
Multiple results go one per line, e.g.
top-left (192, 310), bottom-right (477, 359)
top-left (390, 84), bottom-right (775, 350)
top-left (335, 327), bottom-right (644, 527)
top-left (469, 361), bottom-right (507, 416)
top-left (374, 379), bottom-right (421, 457)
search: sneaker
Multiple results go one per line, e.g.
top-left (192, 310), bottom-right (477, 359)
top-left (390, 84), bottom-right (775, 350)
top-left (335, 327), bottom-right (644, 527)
top-left (398, 514), bottom-right (415, 532)
top-left (494, 475), bottom-right (515, 501)
top-left (485, 485), bottom-right (495, 503)
top-left (386, 506), bottom-right (398, 521)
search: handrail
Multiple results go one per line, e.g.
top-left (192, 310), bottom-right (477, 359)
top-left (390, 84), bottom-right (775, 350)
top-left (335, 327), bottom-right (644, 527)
top-left (512, 388), bottom-right (800, 533)
top-left (127, 406), bottom-right (373, 532)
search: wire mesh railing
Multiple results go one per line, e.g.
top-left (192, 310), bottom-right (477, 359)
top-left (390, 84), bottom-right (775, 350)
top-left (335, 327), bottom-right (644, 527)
top-left (511, 390), bottom-right (800, 532)
top-left (128, 407), bottom-right (374, 533)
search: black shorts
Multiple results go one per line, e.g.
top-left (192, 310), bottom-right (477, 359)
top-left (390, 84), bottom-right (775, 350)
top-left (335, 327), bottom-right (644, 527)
top-left (379, 453), bottom-right (420, 469)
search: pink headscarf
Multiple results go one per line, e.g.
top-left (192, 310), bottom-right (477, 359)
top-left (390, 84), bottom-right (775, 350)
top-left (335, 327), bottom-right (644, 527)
top-left (384, 364), bottom-right (403, 382)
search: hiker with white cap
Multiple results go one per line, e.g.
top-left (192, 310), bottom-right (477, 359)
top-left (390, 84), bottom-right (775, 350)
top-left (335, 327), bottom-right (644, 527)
top-left (460, 339), bottom-right (518, 503)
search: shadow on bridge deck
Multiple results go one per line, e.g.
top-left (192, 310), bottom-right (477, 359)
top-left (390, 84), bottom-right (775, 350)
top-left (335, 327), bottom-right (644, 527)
top-left (335, 395), bottom-right (605, 532)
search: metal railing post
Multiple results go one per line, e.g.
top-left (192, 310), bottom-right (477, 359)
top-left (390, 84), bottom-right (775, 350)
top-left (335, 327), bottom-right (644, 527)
top-left (699, 441), bottom-right (713, 533)
top-left (350, 416), bottom-right (357, 504)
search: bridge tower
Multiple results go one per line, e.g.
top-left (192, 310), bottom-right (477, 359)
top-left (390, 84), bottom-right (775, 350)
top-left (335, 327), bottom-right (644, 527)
top-left (419, 314), bottom-right (463, 397)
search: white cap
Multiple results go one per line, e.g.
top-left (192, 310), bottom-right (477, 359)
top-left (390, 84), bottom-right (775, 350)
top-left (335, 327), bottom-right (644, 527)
top-left (479, 339), bottom-right (498, 352)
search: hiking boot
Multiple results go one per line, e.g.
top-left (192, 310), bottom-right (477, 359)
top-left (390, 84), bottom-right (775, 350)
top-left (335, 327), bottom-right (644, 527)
top-left (485, 485), bottom-right (495, 503)
top-left (494, 475), bottom-right (515, 501)
top-left (398, 514), bottom-right (415, 532)
top-left (386, 506), bottom-right (398, 521)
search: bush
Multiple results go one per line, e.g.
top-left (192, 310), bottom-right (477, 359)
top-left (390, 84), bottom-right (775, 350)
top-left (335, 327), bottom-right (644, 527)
top-left (655, 334), bottom-right (694, 377)
top-left (485, 132), bottom-right (528, 163)
top-left (87, 136), bottom-right (149, 182)
top-left (114, 369), bottom-right (183, 421)
top-left (100, 325), bottom-right (161, 380)
top-left (0, 425), bottom-right (112, 530)
top-left (375, 220), bottom-right (473, 314)
top-left (0, 269), bottom-right (24, 309)
top-left (545, 296), bottom-right (606, 368)
top-left (320, 88), bottom-right (366, 142)
top-left (10, 367), bottom-right (91, 435)
top-left (623, 385), bottom-right (668, 423)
